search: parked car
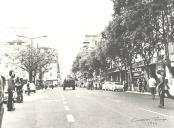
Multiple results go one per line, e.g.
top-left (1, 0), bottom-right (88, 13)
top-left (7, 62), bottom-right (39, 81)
top-left (102, 82), bottom-right (111, 91)
top-left (115, 82), bottom-right (124, 91)
top-left (108, 82), bottom-right (116, 91)
top-left (23, 83), bottom-right (36, 94)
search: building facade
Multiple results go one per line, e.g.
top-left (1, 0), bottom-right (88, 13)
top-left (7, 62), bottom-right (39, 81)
top-left (0, 40), bottom-right (28, 79)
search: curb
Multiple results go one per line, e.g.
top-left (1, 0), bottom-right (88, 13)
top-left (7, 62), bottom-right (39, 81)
top-left (125, 91), bottom-right (156, 96)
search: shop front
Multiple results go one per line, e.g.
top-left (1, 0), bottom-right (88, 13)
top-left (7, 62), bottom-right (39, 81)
top-left (131, 67), bottom-right (144, 91)
top-left (106, 66), bottom-right (128, 84)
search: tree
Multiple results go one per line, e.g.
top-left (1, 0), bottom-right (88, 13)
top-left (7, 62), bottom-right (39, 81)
top-left (72, 55), bottom-right (81, 74)
top-left (37, 47), bottom-right (57, 84)
top-left (15, 46), bottom-right (57, 83)
top-left (102, 13), bottom-right (136, 87)
top-left (150, 0), bottom-right (174, 77)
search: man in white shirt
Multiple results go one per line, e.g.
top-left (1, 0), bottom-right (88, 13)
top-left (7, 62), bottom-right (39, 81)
top-left (148, 74), bottom-right (156, 100)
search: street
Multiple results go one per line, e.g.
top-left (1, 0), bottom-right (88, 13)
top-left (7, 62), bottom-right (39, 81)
top-left (2, 87), bottom-right (174, 128)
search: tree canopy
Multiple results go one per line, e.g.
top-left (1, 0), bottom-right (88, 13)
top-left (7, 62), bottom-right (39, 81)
top-left (72, 0), bottom-right (174, 81)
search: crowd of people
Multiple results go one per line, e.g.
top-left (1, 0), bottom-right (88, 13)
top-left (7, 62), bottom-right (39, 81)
top-left (0, 70), bottom-right (31, 111)
top-left (6, 70), bottom-right (26, 111)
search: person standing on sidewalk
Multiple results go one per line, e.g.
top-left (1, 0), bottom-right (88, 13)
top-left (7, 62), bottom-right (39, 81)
top-left (27, 81), bottom-right (30, 96)
top-left (19, 78), bottom-right (24, 102)
top-left (7, 70), bottom-right (15, 111)
top-left (137, 78), bottom-right (143, 92)
top-left (15, 77), bottom-right (23, 103)
top-left (148, 74), bottom-right (156, 100)
top-left (156, 70), bottom-right (174, 108)
top-left (156, 70), bottom-right (165, 108)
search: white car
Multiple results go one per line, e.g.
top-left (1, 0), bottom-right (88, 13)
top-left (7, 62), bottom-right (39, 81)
top-left (109, 82), bottom-right (117, 91)
top-left (102, 82), bottom-right (111, 91)
top-left (23, 83), bottom-right (36, 94)
top-left (115, 82), bottom-right (124, 91)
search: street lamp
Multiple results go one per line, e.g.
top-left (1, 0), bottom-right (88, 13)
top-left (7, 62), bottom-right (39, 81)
top-left (16, 35), bottom-right (47, 39)
top-left (17, 35), bottom-right (47, 47)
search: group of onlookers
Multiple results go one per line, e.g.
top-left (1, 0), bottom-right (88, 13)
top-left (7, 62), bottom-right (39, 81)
top-left (1, 70), bottom-right (31, 111)
top-left (0, 70), bottom-right (35, 128)
top-left (6, 70), bottom-right (26, 111)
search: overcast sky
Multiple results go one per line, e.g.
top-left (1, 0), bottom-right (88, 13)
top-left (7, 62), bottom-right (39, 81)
top-left (0, 0), bottom-right (113, 78)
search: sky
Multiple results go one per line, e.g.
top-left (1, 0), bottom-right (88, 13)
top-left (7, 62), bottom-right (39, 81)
top-left (0, 0), bottom-right (113, 78)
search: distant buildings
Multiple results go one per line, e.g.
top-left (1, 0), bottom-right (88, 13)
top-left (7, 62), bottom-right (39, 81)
top-left (40, 47), bottom-right (61, 84)
top-left (0, 40), bottom-right (28, 79)
top-left (0, 40), bottom-right (60, 86)
top-left (80, 34), bottom-right (101, 52)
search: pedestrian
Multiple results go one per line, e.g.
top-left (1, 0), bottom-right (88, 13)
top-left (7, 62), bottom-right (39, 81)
top-left (137, 78), bottom-right (143, 92)
top-left (156, 70), bottom-right (174, 108)
top-left (15, 77), bottom-right (20, 102)
top-left (123, 81), bottom-right (128, 91)
top-left (156, 70), bottom-right (165, 108)
top-left (148, 74), bottom-right (156, 100)
top-left (142, 78), bottom-right (147, 92)
top-left (19, 78), bottom-right (24, 102)
top-left (15, 77), bottom-right (24, 103)
top-left (7, 70), bottom-right (15, 111)
top-left (27, 81), bottom-right (30, 96)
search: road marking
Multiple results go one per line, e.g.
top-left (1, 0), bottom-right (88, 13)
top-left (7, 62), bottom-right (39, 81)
top-left (67, 114), bottom-right (75, 122)
top-left (140, 108), bottom-right (174, 118)
top-left (64, 106), bottom-right (70, 111)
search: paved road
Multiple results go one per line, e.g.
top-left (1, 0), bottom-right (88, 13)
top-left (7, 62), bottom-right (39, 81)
top-left (2, 87), bottom-right (174, 128)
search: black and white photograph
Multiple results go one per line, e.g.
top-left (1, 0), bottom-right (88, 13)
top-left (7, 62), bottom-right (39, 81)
top-left (0, 0), bottom-right (174, 128)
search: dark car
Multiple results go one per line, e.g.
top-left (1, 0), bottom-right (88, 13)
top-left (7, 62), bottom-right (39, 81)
top-left (63, 78), bottom-right (76, 90)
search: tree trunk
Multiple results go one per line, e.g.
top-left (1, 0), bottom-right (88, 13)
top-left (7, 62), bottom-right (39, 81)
top-left (128, 65), bottom-right (133, 91)
top-left (33, 70), bottom-right (37, 84)
top-left (29, 70), bottom-right (32, 82)
top-left (39, 68), bottom-right (44, 88)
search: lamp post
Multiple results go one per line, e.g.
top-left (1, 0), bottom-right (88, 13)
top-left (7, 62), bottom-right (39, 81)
top-left (17, 35), bottom-right (47, 47)
top-left (17, 35), bottom-right (47, 82)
